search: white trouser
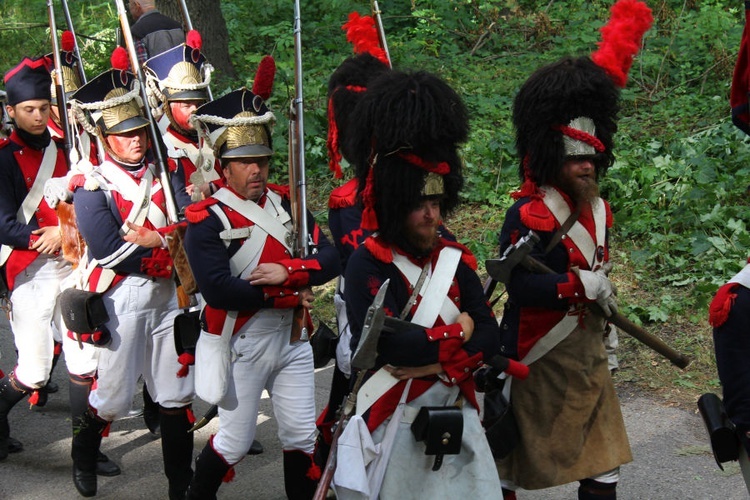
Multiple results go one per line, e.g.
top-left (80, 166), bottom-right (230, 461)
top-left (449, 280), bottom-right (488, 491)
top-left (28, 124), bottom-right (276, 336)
top-left (89, 275), bottom-right (194, 421)
top-left (334, 291), bottom-right (352, 377)
top-left (212, 308), bottom-right (316, 464)
top-left (10, 255), bottom-right (71, 388)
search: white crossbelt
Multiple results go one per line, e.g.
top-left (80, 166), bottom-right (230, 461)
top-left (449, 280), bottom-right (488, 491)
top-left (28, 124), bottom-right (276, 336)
top-left (356, 246), bottom-right (463, 417)
top-left (0, 141), bottom-right (59, 266)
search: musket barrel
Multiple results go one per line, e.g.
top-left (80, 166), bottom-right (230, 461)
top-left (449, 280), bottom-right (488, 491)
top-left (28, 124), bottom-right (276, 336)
top-left (371, 0), bottom-right (392, 67)
top-left (47, 0), bottom-right (73, 166)
top-left (177, 0), bottom-right (212, 100)
top-left (290, 0), bottom-right (309, 258)
top-left (113, 0), bottom-right (180, 224)
top-left (59, 0), bottom-right (87, 84)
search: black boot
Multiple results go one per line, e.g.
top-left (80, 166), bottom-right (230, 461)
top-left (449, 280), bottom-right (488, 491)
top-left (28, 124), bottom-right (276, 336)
top-left (69, 374), bottom-right (121, 478)
top-left (283, 449), bottom-right (320, 500)
top-left (0, 373), bottom-right (30, 461)
top-left (142, 384), bottom-right (160, 436)
top-left (160, 405), bottom-right (194, 500)
top-left (45, 341), bottom-right (62, 394)
top-left (186, 443), bottom-right (231, 500)
top-left (71, 408), bottom-right (107, 497)
top-left (578, 479), bottom-right (617, 500)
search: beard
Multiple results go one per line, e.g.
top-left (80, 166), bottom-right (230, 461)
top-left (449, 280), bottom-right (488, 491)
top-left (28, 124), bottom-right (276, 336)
top-left (557, 172), bottom-right (600, 205)
top-left (403, 224), bottom-right (440, 256)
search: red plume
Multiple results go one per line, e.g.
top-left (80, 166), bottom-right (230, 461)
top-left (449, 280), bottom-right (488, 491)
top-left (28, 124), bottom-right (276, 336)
top-left (110, 46), bottom-right (130, 72)
top-left (591, 0), bottom-right (653, 88)
top-left (61, 31), bottom-right (75, 52)
top-left (252, 55), bottom-right (276, 101)
top-left (186, 30), bottom-right (203, 50)
top-left (342, 12), bottom-right (388, 65)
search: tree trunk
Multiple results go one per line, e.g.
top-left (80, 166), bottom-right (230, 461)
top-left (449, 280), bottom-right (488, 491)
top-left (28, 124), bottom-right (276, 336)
top-left (157, 0), bottom-right (236, 79)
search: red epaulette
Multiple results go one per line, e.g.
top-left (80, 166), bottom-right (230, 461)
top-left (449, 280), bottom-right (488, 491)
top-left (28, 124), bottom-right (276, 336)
top-left (328, 178), bottom-right (358, 209)
top-left (443, 239), bottom-right (478, 271)
top-left (364, 235), bottom-right (393, 263)
top-left (709, 282), bottom-right (740, 328)
top-left (268, 183), bottom-right (290, 200)
top-left (519, 197), bottom-right (557, 232)
top-left (185, 197), bottom-right (220, 223)
top-left (0, 137), bottom-right (9, 150)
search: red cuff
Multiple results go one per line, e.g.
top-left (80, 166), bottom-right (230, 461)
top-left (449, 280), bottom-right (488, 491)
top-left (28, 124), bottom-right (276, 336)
top-left (424, 323), bottom-right (466, 342)
top-left (141, 249), bottom-right (173, 278)
top-left (28, 233), bottom-right (39, 248)
top-left (556, 271), bottom-right (586, 301)
top-left (262, 286), bottom-right (300, 309)
top-left (278, 258), bottom-right (322, 288)
top-left (442, 351), bottom-right (484, 385)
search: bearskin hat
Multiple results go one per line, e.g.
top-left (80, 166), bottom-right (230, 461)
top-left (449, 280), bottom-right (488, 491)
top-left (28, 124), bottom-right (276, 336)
top-left (347, 70), bottom-right (468, 243)
top-left (513, 56), bottom-right (620, 191)
top-left (512, 0), bottom-right (653, 198)
top-left (327, 53), bottom-right (390, 178)
top-left (326, 12), bottom-right (391, 178)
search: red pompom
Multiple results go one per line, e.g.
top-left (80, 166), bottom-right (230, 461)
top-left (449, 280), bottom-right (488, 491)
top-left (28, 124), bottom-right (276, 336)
top-left (110, 46), bottom-right (130, 71)
top-left (252, 55), bottom-right (276, 101)
top-left (61, 30), bottom-right (75, 52)
top-left (591, 0), bottom-right (654, 88)
top-left (186, 29), bottom-right (202, 50)
top-left (342, 12), bottom-right (389, 65)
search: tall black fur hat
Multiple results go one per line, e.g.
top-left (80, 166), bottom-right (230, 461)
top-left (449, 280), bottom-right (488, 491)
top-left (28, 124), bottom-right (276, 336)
top-left (512, 0), bottom-right (653, 198)
top-left (346, 69), bottom-right (468, 243)
top-left (512, 56), bottom-right (619, 195)
top-left (326, 53), bottom-right (390, 178)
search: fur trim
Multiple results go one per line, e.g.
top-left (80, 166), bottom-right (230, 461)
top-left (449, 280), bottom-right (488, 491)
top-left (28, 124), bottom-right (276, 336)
top-left (591, 0), bottom-right (654, 88)
top-left (185, 197), bottom-right (220, 223)
top-left (110, 46), bottom-right (130, 72)
top-left (252, 56), bottom-right (276, 101)
top-left (709, 282), bottom-right (740, 328)
top-left (328, 178), bottom-right (358, 209)
top-left (519, 198), bottom-right (557, 232)
top-left (364, 235), bottom-right (393, 263)
top-left (61, 31), bottom-right (75, 52)
top-left (342, 12), bottom-right (389, 65)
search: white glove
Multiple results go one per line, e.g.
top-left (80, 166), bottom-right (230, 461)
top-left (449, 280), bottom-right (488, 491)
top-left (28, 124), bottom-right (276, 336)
top-left (573, 266), bottom-right (618, 318)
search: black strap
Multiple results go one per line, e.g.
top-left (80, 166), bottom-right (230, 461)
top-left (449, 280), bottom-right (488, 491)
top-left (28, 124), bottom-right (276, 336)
top-left (543, 205), bottom-right (581, 255)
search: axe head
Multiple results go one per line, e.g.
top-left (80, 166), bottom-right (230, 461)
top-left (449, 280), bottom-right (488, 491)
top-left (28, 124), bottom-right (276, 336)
top-left (351, 279), bottom-right (390, 372)
top-left (485, 231), bottom-right (540, 285)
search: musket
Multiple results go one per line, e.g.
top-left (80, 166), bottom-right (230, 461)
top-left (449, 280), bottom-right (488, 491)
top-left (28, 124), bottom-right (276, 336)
top-left (59, 0), bottom-right (87, 86)
top-left (47, 0), bottom-right (73, 167)
top-left (113, 0), bottom-right (180, 224)
top-left (485, 235), bottom-right (692, 369)
top-left (176, 0), bottom-right (213, 100)
top-left (289, 0), bottom-right (310, 342)
top-left (370, 0), bottom-right (392, 67)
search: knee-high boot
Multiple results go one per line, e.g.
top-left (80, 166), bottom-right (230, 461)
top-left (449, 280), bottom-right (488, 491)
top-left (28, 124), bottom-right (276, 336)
top-left (159, 405), bottom-right (194, 500)
top-left (45, 341), bottom-right (62, 394)
top-left (143, 383), bottom-right (160, 435)
top-left (71, 408), bottom-right (107, 497)
top-left (186, 442), bottom-right (232, 500)
top-left (69, 374), bottom-right (121, 477)
top-left (0, 373), bottom-right (29, 461)
top-left (283, 449), bottom-right (321, 500)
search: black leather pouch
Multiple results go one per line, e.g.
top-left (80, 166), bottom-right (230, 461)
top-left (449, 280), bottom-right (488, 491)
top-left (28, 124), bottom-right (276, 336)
top-left (411, 406), bottom-right (463, 471)
top-left (174, 310), bottom-right (201, 356)
top-left (697, 392), bottom-right (740, 469)
top-left (59, 288), bottom-right (109, 333)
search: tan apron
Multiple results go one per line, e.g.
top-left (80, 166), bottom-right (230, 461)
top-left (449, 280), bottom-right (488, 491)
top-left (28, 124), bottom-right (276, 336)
top-left (497, 312), bottom-right (632, 490)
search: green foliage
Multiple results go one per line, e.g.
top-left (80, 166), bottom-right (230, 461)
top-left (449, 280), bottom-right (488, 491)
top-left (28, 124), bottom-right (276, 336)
top-left (1, 0), bottom-right (747, 327)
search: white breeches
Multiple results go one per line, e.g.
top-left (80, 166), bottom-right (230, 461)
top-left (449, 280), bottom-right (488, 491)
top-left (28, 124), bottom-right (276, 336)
top-left (89, 275), bottom-right (194, 421)
top-left (212, 308), bottom-right (316, 464)
top-left (10, 255), bottom-right (71, 388)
